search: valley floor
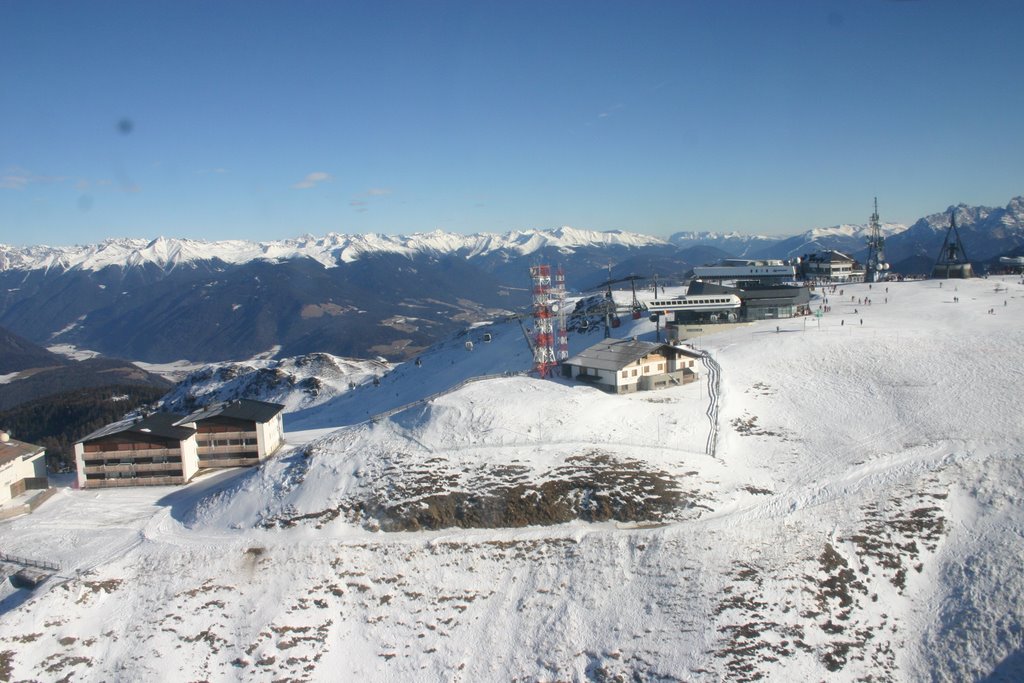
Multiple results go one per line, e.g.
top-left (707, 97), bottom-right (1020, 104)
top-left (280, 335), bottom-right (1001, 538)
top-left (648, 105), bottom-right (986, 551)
top-left (1, 277), bottom-right (1022, 681)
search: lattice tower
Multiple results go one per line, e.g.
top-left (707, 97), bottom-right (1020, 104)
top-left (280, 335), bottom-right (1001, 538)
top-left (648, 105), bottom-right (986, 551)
top-left (554, 266), bottom-right (569, 361)
top-left (864, 197), bottom-right (889, 283)
top-left (530, 265), bottom-right (557, 377)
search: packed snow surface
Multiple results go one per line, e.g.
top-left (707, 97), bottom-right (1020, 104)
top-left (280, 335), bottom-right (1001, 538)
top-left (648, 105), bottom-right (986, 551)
top-left (1, 277), bottom-right (1023, 681)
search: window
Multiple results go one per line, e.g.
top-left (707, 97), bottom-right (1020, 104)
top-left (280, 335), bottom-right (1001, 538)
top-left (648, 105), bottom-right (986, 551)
top-left (631, 369), bottom-right (638, 377)
top-left (621, 370), bottom-right (627, 378)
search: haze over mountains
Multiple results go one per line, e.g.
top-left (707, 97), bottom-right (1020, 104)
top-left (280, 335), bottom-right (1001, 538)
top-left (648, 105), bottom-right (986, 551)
top-left (1, 196), bottom-right (1022, 364)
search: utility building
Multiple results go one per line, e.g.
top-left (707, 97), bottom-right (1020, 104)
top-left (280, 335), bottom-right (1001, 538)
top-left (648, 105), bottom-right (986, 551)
top-left (563, 339), bottom-right (700, 394)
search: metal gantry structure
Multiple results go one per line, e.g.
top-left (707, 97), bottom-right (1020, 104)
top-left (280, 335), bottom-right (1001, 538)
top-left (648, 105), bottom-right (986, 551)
top-left (864, 197), bottom-right (889, 283)
top-left (932, 209), bottom-right (974, 279)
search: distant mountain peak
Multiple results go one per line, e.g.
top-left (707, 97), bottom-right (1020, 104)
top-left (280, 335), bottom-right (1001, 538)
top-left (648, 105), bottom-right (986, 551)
top-left (0, 228), bottom-right (669, 273)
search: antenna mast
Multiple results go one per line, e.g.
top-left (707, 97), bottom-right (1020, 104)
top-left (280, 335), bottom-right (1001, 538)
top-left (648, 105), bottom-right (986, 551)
top-left (864, 197), bottom-right (889, 282)
top-left (554, 265), bottom-right (569, 362)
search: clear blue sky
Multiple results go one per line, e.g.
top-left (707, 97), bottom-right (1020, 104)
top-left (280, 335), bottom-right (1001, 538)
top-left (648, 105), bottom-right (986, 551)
top-left (2, 0), bottom-right (1023, 246)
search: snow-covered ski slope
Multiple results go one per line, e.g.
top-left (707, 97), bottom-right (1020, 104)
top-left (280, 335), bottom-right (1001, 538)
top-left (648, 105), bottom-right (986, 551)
top-left (0, 277), bottom-right (1022, 681)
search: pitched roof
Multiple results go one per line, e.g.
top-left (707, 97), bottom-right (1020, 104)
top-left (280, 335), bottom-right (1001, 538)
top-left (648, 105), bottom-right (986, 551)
top-left (0, 436), bottom-right (45, 469)
top-left (175, 399), bottom-right (284, 426)
top-left (807, 250), bottom-right (854, 263)
top-left (79, 412), bottom-right (195, 443)
top-left (564, 338), bottom-right (684, 372)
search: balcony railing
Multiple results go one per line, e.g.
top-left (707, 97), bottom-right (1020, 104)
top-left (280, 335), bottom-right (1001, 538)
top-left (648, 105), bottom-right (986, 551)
top-left (196, 430), bottom-right (256, 443)
top-left (198, 456), bottom-right (260, 468)
top-left (82, 447), bottom-right (180, 459)
top-left (82, 476), bottom-right (185, 488)
top-left (83, 462), bottom-right (186, 475)
top-left (196, 444), bottom-right (258, 455)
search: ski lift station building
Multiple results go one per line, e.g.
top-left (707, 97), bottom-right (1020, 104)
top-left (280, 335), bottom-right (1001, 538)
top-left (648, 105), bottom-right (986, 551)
top-left (562, 338), bottom-right (700, 394)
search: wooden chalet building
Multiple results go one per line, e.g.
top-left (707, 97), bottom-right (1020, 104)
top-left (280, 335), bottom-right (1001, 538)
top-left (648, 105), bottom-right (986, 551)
top-left (562, 339), bottom-right (700, 394)
top-left (175, 399), bottom-right (284, 469)
top-left (74, 413), bottom-right (199, 489)
top-left (0, 434), bottom-right (48, 504)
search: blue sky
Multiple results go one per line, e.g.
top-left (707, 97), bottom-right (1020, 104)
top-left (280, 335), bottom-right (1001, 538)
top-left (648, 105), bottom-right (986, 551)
top-left (2, 0), bottom-right (1023, 246)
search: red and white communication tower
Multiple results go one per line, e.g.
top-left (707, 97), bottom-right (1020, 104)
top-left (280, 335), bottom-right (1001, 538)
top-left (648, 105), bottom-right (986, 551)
top-left (530, 264), bottom-right (566, 377)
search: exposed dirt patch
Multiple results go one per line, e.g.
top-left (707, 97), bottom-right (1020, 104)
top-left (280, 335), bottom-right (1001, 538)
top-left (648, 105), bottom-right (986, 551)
top-left (844, 491), bottom-right (946, 592)
top-left (0, 650), bottom-right (13, 681)
top-left (711, 562), bottom-right (808, 681)
top-left (746, 382), bottom-right (775, 396)
top-left (709, 482), bottom-right (949, 680)
top-left (262, 450), bottom-right (704, 531)
top-left (731, 414), bottom-right (788, 440)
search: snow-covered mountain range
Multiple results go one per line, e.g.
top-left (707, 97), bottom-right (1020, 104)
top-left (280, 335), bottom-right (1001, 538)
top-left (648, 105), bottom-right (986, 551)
top-left (1, 197), bottom-right (1022, 276)
top-left (0, 227), bottom-right (667, 273)
top-left (1, 196), bottom-right (1022, 364)
top-left (1, 276), bottom-right (1022, 680)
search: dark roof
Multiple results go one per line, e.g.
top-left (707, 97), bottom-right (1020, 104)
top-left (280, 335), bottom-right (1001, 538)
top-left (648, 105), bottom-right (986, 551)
top-left (0, 436), bottom-right (45, 469)
top-left (175, 399), bottom-right (284, 426)
top-left (688, 280), bottom-right (810, 305)
top-left (79, 412), bottom-right (196, 443)
top-left (564, 339), bottom-right (694, 372)
top-left (800, 249), bottom-right (856, 264)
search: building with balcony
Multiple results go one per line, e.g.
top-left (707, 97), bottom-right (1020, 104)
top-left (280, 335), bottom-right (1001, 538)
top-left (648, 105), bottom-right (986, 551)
top-left (562, 339), bottom-right (700, 394)
top-left (799, 250), bottom-right (863, 282)
top-left (74, 413), bottom-right (198, 489)
top-left (175, 399), bottom-right (284, 469)
top-left (0, 433), bottom-right (48, 504)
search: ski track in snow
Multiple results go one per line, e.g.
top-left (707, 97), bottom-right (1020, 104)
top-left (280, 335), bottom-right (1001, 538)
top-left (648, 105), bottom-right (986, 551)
top-left (0, 277), bottom-right (1023, 681)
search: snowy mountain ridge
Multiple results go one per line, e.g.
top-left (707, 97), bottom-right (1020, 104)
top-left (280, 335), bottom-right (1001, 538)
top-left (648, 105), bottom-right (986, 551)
top-left (3, 195), bottom-right (1021, 275)
top-left (155, 352), bottom-right (394, 415)
top-left (804, 221), bottom-right (907, 240)
top-left (0, 227), bottom-right (668, 273)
